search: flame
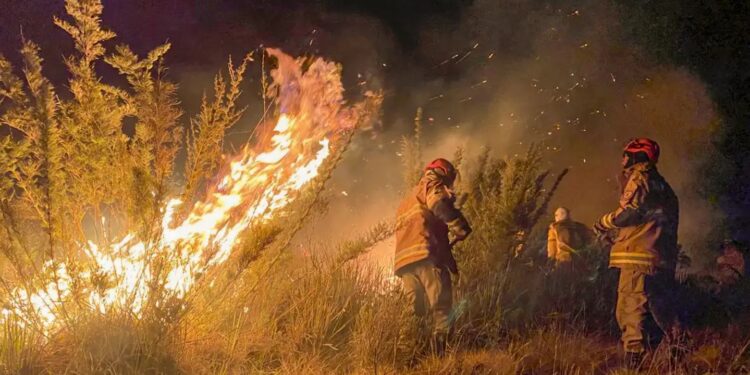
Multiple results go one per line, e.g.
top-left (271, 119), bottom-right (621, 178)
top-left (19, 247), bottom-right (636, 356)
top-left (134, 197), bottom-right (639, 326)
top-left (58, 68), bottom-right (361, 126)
top-left (1, 50), bottom-right (371, 332)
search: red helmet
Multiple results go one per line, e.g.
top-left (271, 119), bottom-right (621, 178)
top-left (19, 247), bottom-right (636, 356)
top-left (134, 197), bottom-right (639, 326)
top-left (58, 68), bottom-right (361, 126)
top-left (623, 138), bottom-right (660, 163)
top-left (425, 158), bottom-right (457, 184)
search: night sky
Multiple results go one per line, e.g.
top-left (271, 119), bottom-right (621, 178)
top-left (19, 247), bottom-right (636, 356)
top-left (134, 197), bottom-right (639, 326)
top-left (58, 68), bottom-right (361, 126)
top-left (1, 0), bottom-right (748, 247)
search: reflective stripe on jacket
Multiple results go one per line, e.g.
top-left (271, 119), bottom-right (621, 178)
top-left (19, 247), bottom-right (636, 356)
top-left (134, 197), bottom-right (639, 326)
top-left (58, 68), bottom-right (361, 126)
top-left (597, 163), bottom-right (679, 270)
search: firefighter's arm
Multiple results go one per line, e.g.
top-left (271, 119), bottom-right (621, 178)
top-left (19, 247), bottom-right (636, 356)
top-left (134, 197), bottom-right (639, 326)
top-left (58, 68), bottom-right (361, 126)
top-left (425, 182), bottom-right (472, 240)
top-left (547, 226), bottom-right (558, 259)
top-left (594, 172), bottom-right (648, 233)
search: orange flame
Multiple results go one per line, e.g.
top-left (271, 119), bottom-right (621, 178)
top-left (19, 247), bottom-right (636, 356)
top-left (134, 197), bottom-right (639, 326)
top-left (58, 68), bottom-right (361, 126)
top-left (2, 49), bottom-right (371, 332)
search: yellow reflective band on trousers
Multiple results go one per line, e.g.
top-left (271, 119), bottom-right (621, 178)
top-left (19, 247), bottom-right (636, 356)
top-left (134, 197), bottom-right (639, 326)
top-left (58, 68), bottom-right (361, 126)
top-left (610, 251), bottom-right (655, 267)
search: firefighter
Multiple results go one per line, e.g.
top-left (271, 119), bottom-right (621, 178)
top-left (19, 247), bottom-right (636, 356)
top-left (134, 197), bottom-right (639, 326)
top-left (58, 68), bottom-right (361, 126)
top-left (593, 138), bottom-right (680, 368)
top-left (394, 158), bottom-right (472, 356)
top-left (547, 207), bottom-right (591, 266)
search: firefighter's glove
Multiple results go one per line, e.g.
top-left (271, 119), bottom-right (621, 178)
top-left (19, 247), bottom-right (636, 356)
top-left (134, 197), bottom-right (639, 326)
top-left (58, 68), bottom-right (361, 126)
top-left (593, 220), bottom-right (613, 246)
top-left (448, 216), bottom-right (472, 241)
top-left (592, 219), bottom-right (609, 237)
top-left (454, 192), bottom-right (468, 209)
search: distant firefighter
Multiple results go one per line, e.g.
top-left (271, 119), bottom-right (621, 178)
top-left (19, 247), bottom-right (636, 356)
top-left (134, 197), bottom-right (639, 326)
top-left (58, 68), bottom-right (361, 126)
top-left (394, 158), bottom-right (472, 356)
top-left (547, 207), bottom-right (591, 265)
top-left (593, 138), bottom-right (680, 368)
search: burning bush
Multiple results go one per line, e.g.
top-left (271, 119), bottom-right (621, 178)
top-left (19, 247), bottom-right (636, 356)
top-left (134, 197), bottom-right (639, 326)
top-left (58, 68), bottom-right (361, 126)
top-left (1, 0), bottom-right (381, 372)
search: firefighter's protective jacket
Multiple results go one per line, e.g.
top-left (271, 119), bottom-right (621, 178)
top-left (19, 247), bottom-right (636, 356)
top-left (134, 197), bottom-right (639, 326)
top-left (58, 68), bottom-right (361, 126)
top-left (547, 220), bottom-right (591, 262)
top-left (394, 170), bottom-right (471, 275)
top-left (596, 163), bottom-right (679, 270)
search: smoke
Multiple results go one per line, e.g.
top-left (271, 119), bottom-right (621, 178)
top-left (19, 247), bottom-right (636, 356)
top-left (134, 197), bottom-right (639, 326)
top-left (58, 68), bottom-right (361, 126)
top-left (301, 0), bottom-right (723, 268)
top-left (2, 0), bottom-right (720, 267)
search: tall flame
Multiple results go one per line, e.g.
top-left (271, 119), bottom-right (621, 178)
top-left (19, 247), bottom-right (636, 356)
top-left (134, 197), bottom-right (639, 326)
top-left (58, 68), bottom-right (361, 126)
top-left (2, 49), bottom-right (372, 332)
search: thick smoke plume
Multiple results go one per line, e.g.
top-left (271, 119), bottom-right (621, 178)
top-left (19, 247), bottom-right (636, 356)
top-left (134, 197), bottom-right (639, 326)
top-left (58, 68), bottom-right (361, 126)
top-left (1, 0), bottom-right (721, 267)
top-left (305, 0), bottom-right (723, 268)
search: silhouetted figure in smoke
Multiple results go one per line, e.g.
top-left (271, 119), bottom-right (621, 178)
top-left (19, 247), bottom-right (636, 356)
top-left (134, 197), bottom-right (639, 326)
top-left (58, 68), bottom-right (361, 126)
top-left (593, 138), bottom-right (680, 369)
top-left (698, 239), bottom-right (750, 318)
top-left (678, 239), bottom-right (750, 330)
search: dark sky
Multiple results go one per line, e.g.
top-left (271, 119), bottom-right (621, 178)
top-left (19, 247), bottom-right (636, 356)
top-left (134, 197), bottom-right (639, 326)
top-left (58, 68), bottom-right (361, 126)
top-left (0, 0), bottom-right (478, 119)
top-left (1, 0), bottom-right (748, 246)
top-left (0, 1), bottom-right (463, 80)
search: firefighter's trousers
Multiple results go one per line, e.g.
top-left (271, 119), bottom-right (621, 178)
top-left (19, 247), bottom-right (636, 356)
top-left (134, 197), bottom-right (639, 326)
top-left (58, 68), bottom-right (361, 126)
top-left (616, 267), bottom-right (680, 353)
top-left (400, 259), bottom-right (453, 335)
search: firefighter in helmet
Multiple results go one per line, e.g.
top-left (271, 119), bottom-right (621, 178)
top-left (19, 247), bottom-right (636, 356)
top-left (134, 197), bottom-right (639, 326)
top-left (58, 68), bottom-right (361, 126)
top-left (593, 138), bottom-right (680, 367)
top-left (394, 158), bottom-right (472, 355)
top-left (547, 207), bottom-right (591, 267)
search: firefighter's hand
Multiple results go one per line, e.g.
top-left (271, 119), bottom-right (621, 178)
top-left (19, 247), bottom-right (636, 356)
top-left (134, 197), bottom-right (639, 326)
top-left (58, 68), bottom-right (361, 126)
top-left (448, 237), bottom-right (461, 248)
top-left (448, 216), bottom-right (471, 241)
top-left (454, 193), bottom-right (468, 209)
top-left (452, 231), bottom-right (468, 242)
top-left (592, 221), bottom-right (611, 243)
top-left (594, 230), bottom-right (610, 244)
top-left (592, 220), bottom-right (607, 237)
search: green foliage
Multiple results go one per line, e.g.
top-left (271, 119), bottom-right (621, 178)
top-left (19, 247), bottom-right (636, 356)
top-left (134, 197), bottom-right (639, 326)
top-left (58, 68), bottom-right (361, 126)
top-left (182, 54), bottom-right (252, 208)
top-left (350, 286), bottom-right (420, 373)
top-left (334, 220), bottom-right (395, 264)
top-left (0, 315), bottom-right (42, 374)
top-left (54, 0), bottom-right (133, 243)
top-left (399, 107), bottom-right (423, 189)
top-left (0, 40), bottom-right (58, 233)
top-left (107, 43), bottom-right (183, 234)
top-left (451, 145), bottom-right (567, 338)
